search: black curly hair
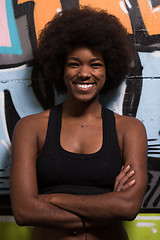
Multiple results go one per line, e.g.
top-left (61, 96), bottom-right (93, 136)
top-left (37, 6), bottom-right (134, 94)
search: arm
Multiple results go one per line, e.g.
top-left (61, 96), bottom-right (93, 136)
top-left (10, 116), bottom-right (83, 229)
top-left (38, 118), bottom-right (148, 224)
top-left (113, 164), bottom-right (135, 192)
top-left (38, 164), bottom-right (136, 227)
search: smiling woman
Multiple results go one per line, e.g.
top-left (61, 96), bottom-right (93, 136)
top-left (64, 47), bottom-right (106, 103)
top-left (37, 6), bottom-right (133, 94)
top-left (10, 6), bottom-right (148, 240)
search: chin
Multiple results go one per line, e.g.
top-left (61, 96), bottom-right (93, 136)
top-left (73, 94), bottom-right (99, 103)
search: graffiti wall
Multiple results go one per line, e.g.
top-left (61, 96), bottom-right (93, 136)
top-left (0, 0), bottom-right (160, 238)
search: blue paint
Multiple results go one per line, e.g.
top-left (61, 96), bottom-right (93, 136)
top-left (100, 80), bottom-right (126, 115)
top-left (136, 52), bottom-right (160, 158)
top-left (0, 65), bottom-right (32, 80)
top-left (0, 66), bottom-right (43, 117)
top-left (0, 66), bottom-right (43, 192)
top-left (0, 0), bottom-right (22, 55)
top-left (138, 52), bottom-right (160, 77)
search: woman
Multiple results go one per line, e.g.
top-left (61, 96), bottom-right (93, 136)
top-left (10, 7), bottom-right (148, 240)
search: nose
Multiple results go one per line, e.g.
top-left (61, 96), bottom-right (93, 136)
top-left (78, 65), bottom-right (91, 79)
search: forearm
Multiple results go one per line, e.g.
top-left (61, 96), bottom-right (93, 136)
top-left (41, 191), bottom-right (139, 224)
top-left (12, 196), bottom-right (83, 230)
top-left (43, 160), bottom-right (147, 224)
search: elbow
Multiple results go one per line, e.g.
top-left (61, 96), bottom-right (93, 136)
top-left (13, 207), bottom-right (32, 226)
top-left (124, 202), bottom-right (140, 221)
top-left (15, 218), bottom-right (27, 227)
top-left (11, 196), bottom-right (39, 226)
top-left (125, 211), bottom-right (138, 221)
top-left (14, 210), bottom-right (27, 226)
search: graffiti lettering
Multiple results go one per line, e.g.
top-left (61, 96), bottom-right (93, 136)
top-left (137, 0), bottom-right (160, 35)
top-left (18, 0), bottom-right (62, 37)
top-left (143, 171), bottom-right (160, 210)
top-left (80, 0), bottom-right (160, 36)
top-left (0, 0), bottom-right (11, 47)
top-left (0, 0), bottom-right (22, 55)
top-left (80, 0), bottom-right (133, 33)
top-left (0, 0), bottom-right (160, 218)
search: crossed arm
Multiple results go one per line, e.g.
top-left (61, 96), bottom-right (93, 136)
top-left (10, 115), bottom-right (148, 229)
top-left (38, 165), bottom-right (136, 227)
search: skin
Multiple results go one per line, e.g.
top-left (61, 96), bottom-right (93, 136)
top-left (10, 47), bottom-right (148, 240)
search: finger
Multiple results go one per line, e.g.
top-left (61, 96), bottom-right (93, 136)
top-left (114, 165), bottom-right (131, 190)
top-left (121, 165), bottom-right (131, 174)
top-left (114, 165), bottom-right (130, 190)
top-left (116, 165), bottom-right (131, 182)
top-left (38, 194), bottom-right (50, 201)
top-left (116, 170), bottom-right (135, 191)
top-left (115, 170), bottom-right (135, 191)
top-left (122, 179), bottom-right (136, 191)
top-left (121, 166), bottom-right (124, 171)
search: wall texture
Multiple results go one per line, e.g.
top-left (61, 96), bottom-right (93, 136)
top-left (0, 0), bottom-right (160, 238)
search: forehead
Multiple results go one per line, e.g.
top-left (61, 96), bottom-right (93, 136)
top-left (67, 46), bottom-right (103, 60)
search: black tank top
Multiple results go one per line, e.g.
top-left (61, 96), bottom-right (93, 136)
top-left (36, 104), bottom-right (123, 195)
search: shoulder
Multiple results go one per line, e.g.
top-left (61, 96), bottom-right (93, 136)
top-left (114, 113), bottom-right (147, 151)
top-left (12, 110), bottom-right (50, 140)
top-left (15, 110), bottom-right (50, 129)
top-left (114, 113), bottom-right (148, 159)
top-left (114, 113), bottom-right (147, 136)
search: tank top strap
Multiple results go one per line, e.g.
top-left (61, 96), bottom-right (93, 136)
top-left (102, 107), bottom-right (120, 153)
top-left (46, 104), bottom-right (62, 145)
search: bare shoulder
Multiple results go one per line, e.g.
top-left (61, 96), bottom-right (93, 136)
top-left (114, 113), bottom-right (148, 175)
top-left (16, 110), bottom-right (50, 126)
top-left (114, 113), bottom-right (147, 136)
top-left (13, 109), bottom-right (50, 138)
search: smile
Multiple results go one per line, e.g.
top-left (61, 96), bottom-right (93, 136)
top-left (73, 83), bottom-right (96, 91)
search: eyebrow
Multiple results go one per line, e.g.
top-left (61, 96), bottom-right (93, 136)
top-left (66, 57), bottom-right (104, 62)
top-left (66, 57), bottom-right (79, 61)
top-left (91, 58), bottom-right (104, 62)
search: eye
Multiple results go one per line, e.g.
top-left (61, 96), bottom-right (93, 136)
top-left (67, 62), bottom-right (79, 68)
top-left (90, 63), bottom-right (103, 68)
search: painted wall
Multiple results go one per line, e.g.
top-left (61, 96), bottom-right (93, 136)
top-left (0, 0), bottom-right (160, 239)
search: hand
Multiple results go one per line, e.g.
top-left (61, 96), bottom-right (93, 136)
top-left (38, 194), bottom-right (53, 203)
top-left (38, 193), bottom-right (63, 205)
top-left (114, 165), bottom-right (135, 192)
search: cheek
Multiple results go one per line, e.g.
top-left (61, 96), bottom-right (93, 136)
top-left (64, 70), bottom-right (78, 82)
top-left (101, 73), bottom-right (106, 78)
top-left (96, 68), bottom-right (106, 79)
top-left (100, 72), bottom-right (106, 82)
top-left (64, 70), bottom-right (71, 82)
top-left (99, 72), bottom-right (106, 89)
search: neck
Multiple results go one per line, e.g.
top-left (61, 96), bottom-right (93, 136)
top-left (62, 97), bottom-right (101, 118)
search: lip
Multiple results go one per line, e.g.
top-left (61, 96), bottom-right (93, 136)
top-left (73, 82), bottom-right (96, 92)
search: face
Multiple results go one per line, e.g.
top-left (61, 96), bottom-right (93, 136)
top-left (64, 46), bottom-right (106, 103)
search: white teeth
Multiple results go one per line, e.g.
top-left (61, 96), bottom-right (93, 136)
top-left (77, 84), bottom-right (93, 89)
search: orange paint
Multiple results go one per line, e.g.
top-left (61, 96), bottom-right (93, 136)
top-left (18, 0), bottom-right (160, 37)
top-left (137, 0), bottom-right (160, 35)
top-left (18, 0), bottom-right (61, 38)
top-left (80, 0), bottom-right (133, 33)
